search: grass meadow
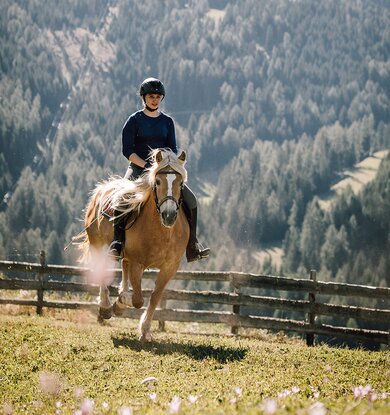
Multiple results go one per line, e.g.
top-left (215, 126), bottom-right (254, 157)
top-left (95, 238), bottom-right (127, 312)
top-left (0, 311), bottom-right (389, 415)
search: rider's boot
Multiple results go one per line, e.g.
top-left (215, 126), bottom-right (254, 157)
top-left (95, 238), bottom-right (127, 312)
top-left (108, 211), bottom-right (126, 259)
top-left (185, 207), bottom-right (210, 263)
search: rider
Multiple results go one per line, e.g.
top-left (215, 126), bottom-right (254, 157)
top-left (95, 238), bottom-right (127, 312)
top-left (109, 77), bottom-right (210, 263)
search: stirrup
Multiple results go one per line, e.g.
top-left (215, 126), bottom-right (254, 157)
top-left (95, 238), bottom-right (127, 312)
top-left (186, 243), bottom-right (210, 263)
top-left (108, 241), bottom-right (123, 259)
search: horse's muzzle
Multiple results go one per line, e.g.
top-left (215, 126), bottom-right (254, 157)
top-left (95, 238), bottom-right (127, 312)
top-left (160, 200), bottom-right (178, 227)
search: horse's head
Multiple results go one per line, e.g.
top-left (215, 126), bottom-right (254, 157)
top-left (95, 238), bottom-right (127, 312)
top-left (150, 149), bottom-right (187, 228)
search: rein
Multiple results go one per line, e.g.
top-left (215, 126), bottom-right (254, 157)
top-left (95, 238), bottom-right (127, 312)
top-left (153, 169), bottom-right (184, 213)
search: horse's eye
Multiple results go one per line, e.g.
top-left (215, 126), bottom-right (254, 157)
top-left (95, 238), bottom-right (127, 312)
top-left (156, 178), bottom-right (161, 186)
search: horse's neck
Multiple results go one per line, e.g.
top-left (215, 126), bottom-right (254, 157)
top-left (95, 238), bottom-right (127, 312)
top-left (142, 194), bottom-right (163, 226)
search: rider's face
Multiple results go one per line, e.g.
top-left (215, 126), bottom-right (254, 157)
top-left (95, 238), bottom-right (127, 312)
top-left (144, 94), bottom-right (162, 109)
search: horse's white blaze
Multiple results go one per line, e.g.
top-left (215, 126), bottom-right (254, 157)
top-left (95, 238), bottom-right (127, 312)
top-left (166, 174), bottom-right (175, 197)
top-left (160, 174), bottom-right (177, 214)
top-left (160, 199), bottom-right (177, 214)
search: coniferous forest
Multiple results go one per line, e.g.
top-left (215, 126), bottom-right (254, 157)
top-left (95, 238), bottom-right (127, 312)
top-left (1, 0), bottom-right (389, 303)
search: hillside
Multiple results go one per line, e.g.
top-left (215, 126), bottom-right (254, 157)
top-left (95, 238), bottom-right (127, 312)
top-left (1, 314), bottom-right (389, 415)
top-left (0, 0), bottom-right (389, 288)
top-left (250, 149), bottom-right (390, 272)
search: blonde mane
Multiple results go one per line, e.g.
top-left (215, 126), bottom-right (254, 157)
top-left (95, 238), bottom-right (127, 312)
top-left (94, 148), bottom-right (187, 220)
top-left (147, 148), bottom-right (187, 183)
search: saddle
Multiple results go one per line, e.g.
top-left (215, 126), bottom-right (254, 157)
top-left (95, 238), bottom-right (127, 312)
top-left (101, 201), bottom-right (139, 230)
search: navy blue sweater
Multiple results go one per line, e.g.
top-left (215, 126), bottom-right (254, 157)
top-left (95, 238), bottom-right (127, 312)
top-left (122, 110), bottom-right (177, 161)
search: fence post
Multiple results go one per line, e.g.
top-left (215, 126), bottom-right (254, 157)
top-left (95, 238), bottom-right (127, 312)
top-left (306, 269), bottom-right (317, 346)
top-left (230, 274), bottom-right (240, 335)
top-left (36, 250), bottom-right (46, 315)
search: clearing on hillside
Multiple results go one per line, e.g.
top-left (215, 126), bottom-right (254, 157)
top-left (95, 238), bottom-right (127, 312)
top-left (319, 149), bottom-right (389, 210)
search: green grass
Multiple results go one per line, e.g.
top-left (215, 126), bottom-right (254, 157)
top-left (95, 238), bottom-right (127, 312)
top-left (0, 313), bottom-right (389, 414)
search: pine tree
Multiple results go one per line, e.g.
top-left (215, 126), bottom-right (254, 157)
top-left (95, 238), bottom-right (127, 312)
top-left (282, 201), bottom-right (301, 272)
top-left (300, 197), bottom-right (327, 271)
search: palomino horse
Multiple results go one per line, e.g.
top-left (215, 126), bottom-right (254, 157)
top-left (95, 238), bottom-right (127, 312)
top-left (80, 149), bottom-right (189, 341)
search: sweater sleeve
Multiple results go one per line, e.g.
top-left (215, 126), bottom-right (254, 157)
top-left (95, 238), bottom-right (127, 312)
top-left (166, 117), bottom-right (178, 154)
top-left (122, 115), bottom-right (136, 160)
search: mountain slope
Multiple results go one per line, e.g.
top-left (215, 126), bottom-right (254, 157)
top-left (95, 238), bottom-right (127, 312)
top-left (0, 0), bottom-right (389, 285)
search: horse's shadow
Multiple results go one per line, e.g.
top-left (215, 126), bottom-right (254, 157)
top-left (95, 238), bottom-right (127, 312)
top-left (111, 335), bottom-right (248, 363)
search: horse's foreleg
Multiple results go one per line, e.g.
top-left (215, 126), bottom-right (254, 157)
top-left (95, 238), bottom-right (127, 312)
top-left (129, 263), bottom-right (145, 309)
top-left (113, 259), bottom-right (131, 316)
top-left (139, 269), bottom-right (173, 342)
top-left (98, 285), bottom-right (112, 322)
top-left (113, 260), bottom-right (144, 316)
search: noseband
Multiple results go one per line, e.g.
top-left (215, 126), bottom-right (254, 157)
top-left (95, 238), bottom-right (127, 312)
top-left (153, 169), bottom-right (184, 213)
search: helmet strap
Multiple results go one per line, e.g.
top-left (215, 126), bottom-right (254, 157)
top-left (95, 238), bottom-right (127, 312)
top-left (145, 104), bottom-right (158, 112)
top-left (143, 96), bottom-right (159, 112)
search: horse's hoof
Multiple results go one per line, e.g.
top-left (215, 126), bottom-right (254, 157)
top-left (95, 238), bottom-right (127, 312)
top-left (98, 306), bottom-right (113, 320)
top-left (113, 301), bottom-right (125, 316)
top-left (118, 291), bottom-right (132, 307)
top-left (139, 332), bottom-right (153, 343)
top-left (132, 295), bottom-right (144, 309)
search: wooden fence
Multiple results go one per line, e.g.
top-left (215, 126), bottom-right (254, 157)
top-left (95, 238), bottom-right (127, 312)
top-left (0, 253), bottom-right (389, 346)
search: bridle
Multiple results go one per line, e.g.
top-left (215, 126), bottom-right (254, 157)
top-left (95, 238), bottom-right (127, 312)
top-left (153, 169), bottom-right (184, 213)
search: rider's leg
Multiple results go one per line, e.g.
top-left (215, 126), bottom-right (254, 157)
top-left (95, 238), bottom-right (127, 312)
top-left (109, 164), bottom-right (144, 258)
top-left (108, 211), bottom-right (126, 258)
top-left (182, 185), bottom-right (210, 262)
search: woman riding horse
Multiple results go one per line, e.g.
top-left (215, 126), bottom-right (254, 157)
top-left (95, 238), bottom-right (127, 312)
top-left (82, 149), bottom-right (191, 341)
top-left (109, 77), bottom-right (210, 263)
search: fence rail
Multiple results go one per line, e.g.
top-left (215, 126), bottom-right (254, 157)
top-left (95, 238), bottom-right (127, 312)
top-left (0, 257), bottom-right (389, 346)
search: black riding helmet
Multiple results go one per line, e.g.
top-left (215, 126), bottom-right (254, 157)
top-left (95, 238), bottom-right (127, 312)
top-left (139, 77), bottom-right (165, 98)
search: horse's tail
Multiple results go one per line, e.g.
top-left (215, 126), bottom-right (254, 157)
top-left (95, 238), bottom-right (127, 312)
top-left (75, 231), bottom-right (90, 264)
top-left (76, 189), bottom-right (101, 264)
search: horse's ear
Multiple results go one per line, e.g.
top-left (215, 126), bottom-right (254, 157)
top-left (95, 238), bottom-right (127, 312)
top-left (178, 150), bottom-right (186, 164)
top-left (156, 150), bottom-right (163, 163)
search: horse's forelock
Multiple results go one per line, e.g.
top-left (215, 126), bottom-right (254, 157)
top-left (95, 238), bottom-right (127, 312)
top-left (148, 149), bottom-right (187, 183)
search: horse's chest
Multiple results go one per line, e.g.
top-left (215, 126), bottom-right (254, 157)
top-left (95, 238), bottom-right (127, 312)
top-left (126, 228), bottom-right (184, 265)
top-left (124, 207), bottom-right (189, 267)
